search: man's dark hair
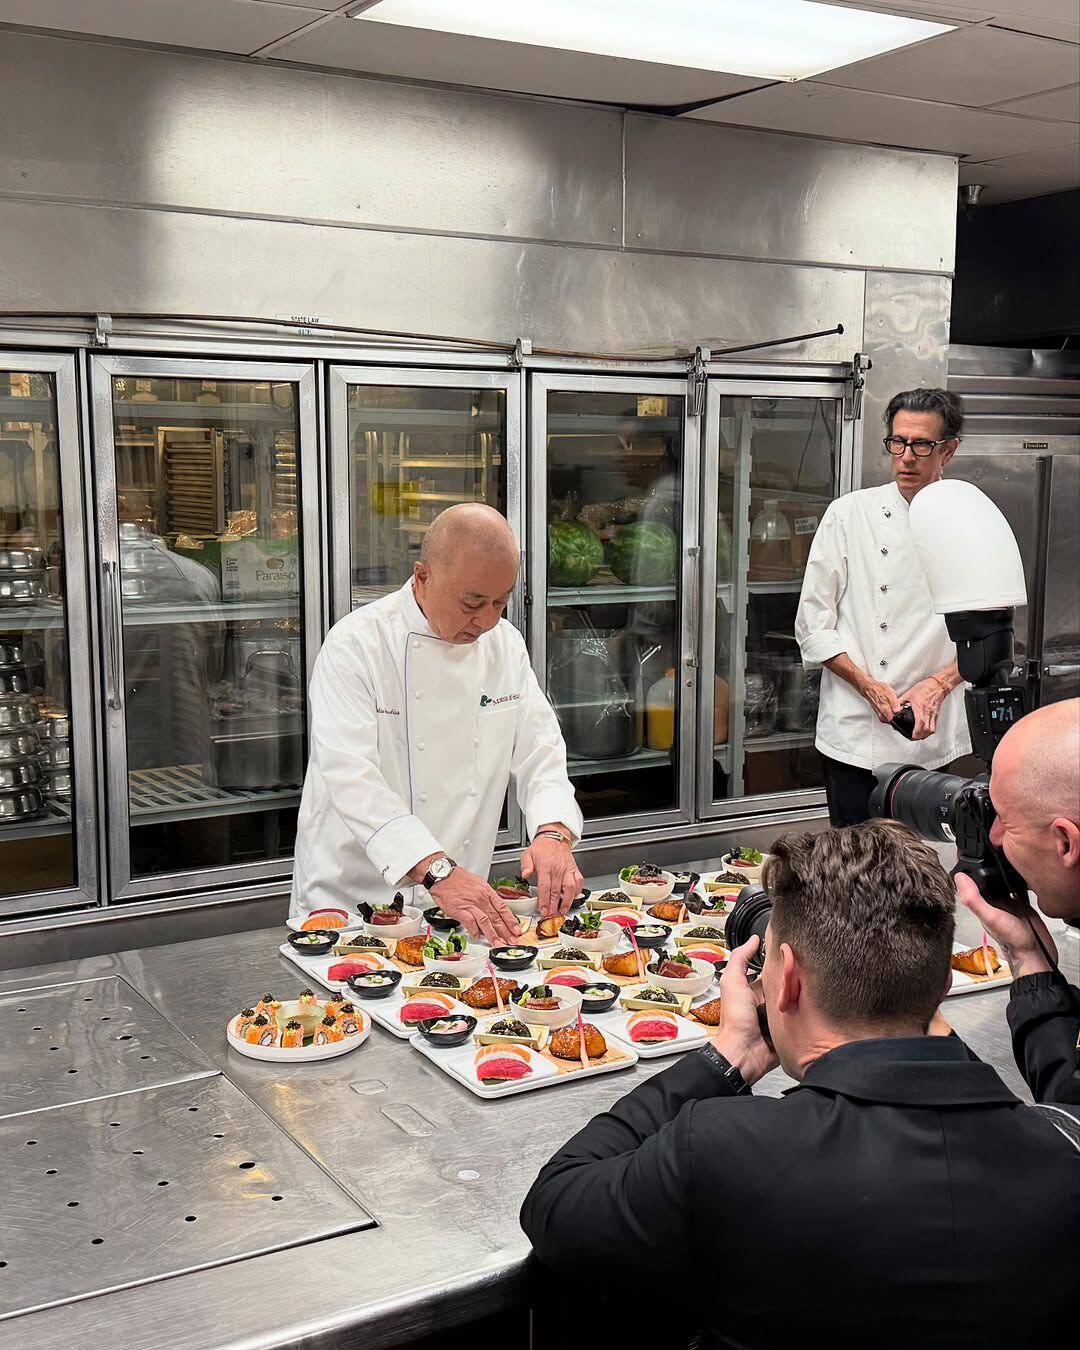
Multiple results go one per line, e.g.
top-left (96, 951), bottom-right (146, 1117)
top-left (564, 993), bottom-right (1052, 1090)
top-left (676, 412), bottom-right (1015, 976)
top-left (884, 387), bottom-right (964, 440)
top-left (763, 821), bottom-right (954, 1029)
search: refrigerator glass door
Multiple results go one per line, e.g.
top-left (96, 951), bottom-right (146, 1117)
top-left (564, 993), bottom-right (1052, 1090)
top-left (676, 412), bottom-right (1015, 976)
top-left (700, 386), bottom-right (844, 817)
top-left (94, 358), bottom-right (320, 899)
top-left (0, 354), bottom-right (96, 914)
top-left (530, 377), bottom-right (697, 833)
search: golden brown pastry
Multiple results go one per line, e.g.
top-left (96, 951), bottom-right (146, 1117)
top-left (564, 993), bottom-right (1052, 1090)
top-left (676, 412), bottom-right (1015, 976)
top-left (549, 1023), bottom-right (607, 1061)
top-left (690, 995), bottom-right (723, 1027)
top-left (951, 945), bottom-right (1001, 976)
top-left (536, 915), bottom-right (565, 940)
top-left (647, 900), bottom-right (685, 923)
top-left (460, 976), bottom-right (523, 1010)
top-left (602, 948), bottom-right (647, 978)
top-left (393, 934), bottom-right (427, 967)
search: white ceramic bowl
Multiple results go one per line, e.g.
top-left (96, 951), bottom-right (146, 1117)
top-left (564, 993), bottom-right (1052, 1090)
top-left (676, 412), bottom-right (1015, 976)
top-left (645, 956), bottom-right (715, 998)
top-left (619, 869), bottom-right (676, 901)
top-left (719, 853), bottom-right (765, 884)
top-left (422, 949), bottom-right (489, 978)
top-left (512, 984), bottom-right (583, 1028)
top-left (558, 921), bottom-right (621, 954)
top-left (286, 908), bottom-right (363, 934)
top-left (499, 891), bottom-right (537, 918)
top-left (362, 905), bottom-right (423, 940)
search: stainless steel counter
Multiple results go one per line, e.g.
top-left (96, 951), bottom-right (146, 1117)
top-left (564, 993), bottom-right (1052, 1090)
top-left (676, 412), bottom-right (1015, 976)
top-left (1, 857), bottom-right (1075, 1350)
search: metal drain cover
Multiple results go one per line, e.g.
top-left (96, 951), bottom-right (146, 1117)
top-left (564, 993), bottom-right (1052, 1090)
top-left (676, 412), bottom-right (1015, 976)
top-left (0, 1075), bottom-right (374, 1319)
top-left (0, 977), bottom-right (216, 1118)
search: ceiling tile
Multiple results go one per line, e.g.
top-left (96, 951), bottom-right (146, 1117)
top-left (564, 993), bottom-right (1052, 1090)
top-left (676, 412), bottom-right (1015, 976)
top-left (269, 16), bottom-right (764, 105)
top-left (249, 0), bottom-right (344, 7)
top-left (0, 0), bottom-right (317, 54)
top-left (958, 146), bottom-right (1080, 202)
top-left (813, 23), bottom-right (1080, 107)
top-left (978, 141), bottom-right (1080, 173)
top-left (692, 81), bottom-right (1080, 159)
top-left (989, 82), bottom-right (1080, 121)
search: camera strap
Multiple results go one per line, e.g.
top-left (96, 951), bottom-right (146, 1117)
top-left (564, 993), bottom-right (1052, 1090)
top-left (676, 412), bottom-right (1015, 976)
top-left (1031, 1103), bottom-right (1080, 1153)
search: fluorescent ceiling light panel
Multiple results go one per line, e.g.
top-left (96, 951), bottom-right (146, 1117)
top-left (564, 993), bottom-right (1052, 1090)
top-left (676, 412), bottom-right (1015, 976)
top-left (352, 0), bottom-right (954, 82)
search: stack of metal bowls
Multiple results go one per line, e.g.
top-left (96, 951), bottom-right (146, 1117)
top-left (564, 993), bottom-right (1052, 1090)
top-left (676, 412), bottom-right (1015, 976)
top-left (38, 708), bottom-right (71, 804)
top-left (0, 546), bottom-right (50, 607)
top-left (0, 639), bottom-right (45, 821)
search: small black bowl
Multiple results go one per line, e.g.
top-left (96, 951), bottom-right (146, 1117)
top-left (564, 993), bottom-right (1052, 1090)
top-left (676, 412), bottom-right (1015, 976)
top-left (632, 923), bottom-right (672, 950)
top-left (416, 1014), bottom-right (478, 1048)
top-left (569, 888), bottom-right (590, 911)
top-left (347, 968), bottom-right (402, 1000)
top-left (423, 905), bottom-right (461, 932)
top-left (489, 944), bottom-right (540, 972)
top-left (287, 929), bottom-right (338, 957)
top-left (578, 981), bottom-right (620, 1014)
top-left (670, 871), bottom-right (701, 896)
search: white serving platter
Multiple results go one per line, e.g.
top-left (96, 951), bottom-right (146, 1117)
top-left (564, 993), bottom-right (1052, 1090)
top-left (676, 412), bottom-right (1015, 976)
top-left (279, 942), bottom-right (388, 990)
top-left (411, 1033), bottom-right (638, 1100)
top-left (226, 1011), bottom-right (370, 1063)
top-left (600, 1009), bottom-right (709, 1059)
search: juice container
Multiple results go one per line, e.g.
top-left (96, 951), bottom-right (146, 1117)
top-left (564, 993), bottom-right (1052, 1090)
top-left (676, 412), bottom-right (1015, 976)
top-left (646, 668), bottom-right (677, 751)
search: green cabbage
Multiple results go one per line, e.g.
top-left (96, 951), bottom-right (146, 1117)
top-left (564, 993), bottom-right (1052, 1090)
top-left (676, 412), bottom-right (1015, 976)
top-left (548, 522), bottom-right (604, 587)
top-left (607, 523), bottom-right (678, 586)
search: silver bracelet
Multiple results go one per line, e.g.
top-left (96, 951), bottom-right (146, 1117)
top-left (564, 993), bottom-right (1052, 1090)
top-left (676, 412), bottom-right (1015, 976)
top-left (533, 829), bottom-right (572, 848)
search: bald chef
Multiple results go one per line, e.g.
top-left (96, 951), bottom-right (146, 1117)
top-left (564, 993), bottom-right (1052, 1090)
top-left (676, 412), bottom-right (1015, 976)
top-left (291, 504), bottom-right (583, 946)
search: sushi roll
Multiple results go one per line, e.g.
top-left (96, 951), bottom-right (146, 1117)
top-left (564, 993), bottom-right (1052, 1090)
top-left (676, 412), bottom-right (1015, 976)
top-left (313, 1015), bottom-right (345, 1045)
top-left (336, 1003), bottom-right (363, 1036)
top-left (627, 1010), bottom-right (679, 1044)
top-left (254, 993), bottom-right (280, 1018)
top-left (324, 994), bottom-right (348, 1018)
top-left (399, 993), bottom-right (458, 1026)
top-left (298, 988), bottom-right (319, 1008)
top-left (474, 1043), bottom-right (534, 1084)
top-left (245, 1014), bottom-right (279, 1047)
top-left (280, 1019), bottom-right (305, 1048)
top-left (235, 1008), bottom-right (258, 1035)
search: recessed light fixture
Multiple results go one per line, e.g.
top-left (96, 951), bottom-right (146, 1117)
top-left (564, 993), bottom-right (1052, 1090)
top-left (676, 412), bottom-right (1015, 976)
top-left (348, 0), bottom-right (954, 82)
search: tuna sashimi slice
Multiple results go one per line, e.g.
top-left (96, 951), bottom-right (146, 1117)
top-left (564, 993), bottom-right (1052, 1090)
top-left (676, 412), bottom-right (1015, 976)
top-left (400, 995), bottom-right (456, 1025)
top-left (547, 969), bottom-right (589, 987)
top-left (627, 1012), bottom-right (679, 1043)
top-left (474, 1044), bottom-right (533, 1082)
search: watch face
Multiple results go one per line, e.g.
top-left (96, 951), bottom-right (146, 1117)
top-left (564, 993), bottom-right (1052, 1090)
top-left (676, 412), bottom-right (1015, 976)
top-left (429, 858), bottom-right (453, 881)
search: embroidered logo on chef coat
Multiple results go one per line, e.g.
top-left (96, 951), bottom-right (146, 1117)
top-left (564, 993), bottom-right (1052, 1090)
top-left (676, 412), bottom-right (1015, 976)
top-left (375, 703), bottom-right (400, 716)
top-left (480, 692), bottom-right (521, 708)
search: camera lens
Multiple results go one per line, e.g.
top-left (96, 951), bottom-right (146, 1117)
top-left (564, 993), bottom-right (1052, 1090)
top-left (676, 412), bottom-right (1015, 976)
top-left (869, 765), bottom-right (972, 843)
top-left (725, 884), bottom-right (772, 969)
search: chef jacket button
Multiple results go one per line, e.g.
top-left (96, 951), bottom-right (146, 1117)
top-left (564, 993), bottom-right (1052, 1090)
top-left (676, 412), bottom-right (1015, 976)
top-left (880, 584), bottom-right (887, 593)
top-left (879, 622), bottom-right (887, 630)
top-left (884, 510), bottom-right (892, 519)
top-left (417, 742), bottom-right (424, 751)
top-left (880, 547), bottom-right (888, 556)
top-left (419, 792), bottom-right (428, 803)
top-left (879, 659), bottom-right (887, 668)
top-left (464, 839), bottom-right (470, 847)
top-left (469, 787), bottom-right (477, 797)
top-left (414, 690), bottom-right (422, 700)
top-left (473, 737), bottom-right (480, 748)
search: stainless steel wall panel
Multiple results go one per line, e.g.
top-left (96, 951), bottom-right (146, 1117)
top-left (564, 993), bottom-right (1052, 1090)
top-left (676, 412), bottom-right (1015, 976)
top-left (861, 271), bottom-right (952, 486)
top-left (0, 31), bottom-right (622, 248)
top-left (625, 114), bottom-right (958, 275)
top-left (0, 199), bottom-right (866, 359)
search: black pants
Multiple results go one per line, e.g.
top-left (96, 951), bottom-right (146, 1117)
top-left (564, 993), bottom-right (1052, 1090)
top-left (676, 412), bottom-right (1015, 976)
top-left (821, 754), bottom-right (878, 827)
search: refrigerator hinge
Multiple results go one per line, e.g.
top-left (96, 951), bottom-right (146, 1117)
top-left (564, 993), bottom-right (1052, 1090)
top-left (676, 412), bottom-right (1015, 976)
top-left (688, 345), bottom-right (710, 418)
top-left (844, 351), bottom-right (871, 421)
top-left (91, 313), bottom-right (113, 348)
top-left (510, 337), bottom-right (532, 369)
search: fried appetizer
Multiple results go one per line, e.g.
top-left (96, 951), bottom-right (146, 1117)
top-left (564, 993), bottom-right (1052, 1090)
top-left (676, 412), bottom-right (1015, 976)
top-left (536, 914), bottom-right (565, 940)
top-left (393, 934), bottom-right (427, 967)
top-left (647, 900), bottom-right (686, 923)
top-left (602, 948), bottom-right (646, 978)
top-left (460, 976), bottom-right (523, 1009)
top-left (549, 1022), bottom-right (608, 1061)
top-left (690, 996), bottom-right (724, 1027)
top-left (951, 945), bottom-right (1001, 976)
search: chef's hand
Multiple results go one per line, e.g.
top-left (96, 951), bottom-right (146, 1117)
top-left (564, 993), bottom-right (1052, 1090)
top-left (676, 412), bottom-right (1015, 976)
top-left (429, 868), bottom-right (521, 947)
top-left (521, 835), bottom-right (584, 919)
top-left (896, 676), bottom-right (947, 739)
top-left (712, 936), bottom-right (779, 1087)
top-left (858, 675), bottom-right (903, 724)
top-left (955, 872), bottom-right (1057, 979)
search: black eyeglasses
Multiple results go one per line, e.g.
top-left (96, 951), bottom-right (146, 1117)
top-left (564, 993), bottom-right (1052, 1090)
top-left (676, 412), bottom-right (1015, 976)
top-left (883, 435), bottom-right (954, 457)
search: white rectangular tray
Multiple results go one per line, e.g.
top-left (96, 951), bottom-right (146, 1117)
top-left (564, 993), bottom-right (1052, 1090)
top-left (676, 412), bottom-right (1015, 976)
top-left (411, 1032), bottom-right (638, 1100)
top-left (946, 941), bottom-right (1013, 997)
top-left (281, 943), bottom-right (423, 1037)
top-left (599, 1009), bottom-right (709, 1059)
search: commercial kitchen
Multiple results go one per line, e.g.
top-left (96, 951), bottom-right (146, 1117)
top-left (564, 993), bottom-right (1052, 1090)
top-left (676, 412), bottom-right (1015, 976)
top-left (0, 3), bottom-right (1078, 1347)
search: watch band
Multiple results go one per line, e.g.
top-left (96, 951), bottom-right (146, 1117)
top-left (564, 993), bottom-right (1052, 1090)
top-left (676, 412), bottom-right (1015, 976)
top-left (697, 1042), bottom-right (752, 1095)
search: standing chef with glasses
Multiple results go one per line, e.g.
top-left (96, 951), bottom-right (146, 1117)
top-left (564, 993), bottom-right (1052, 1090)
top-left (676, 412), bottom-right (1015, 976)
top-left (795, 389), bottom-right (972, 826)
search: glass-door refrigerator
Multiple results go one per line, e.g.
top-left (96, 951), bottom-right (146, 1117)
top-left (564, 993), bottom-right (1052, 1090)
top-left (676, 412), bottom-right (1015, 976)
top-left (698, 381), bottom-right (849, 818)
top-left (328, 364), bottom-right (523, 848)
top-left (91, 357), bottom-right (320, 901)
top-left (0, 352), bottom-right (97, 916)
top-left (528, 375), bottom-right (699, 834)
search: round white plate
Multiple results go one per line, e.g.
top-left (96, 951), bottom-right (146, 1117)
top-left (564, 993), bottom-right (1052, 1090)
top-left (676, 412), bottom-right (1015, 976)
top-left (226, 1012), bottom-right (370, 1062)
top-left (718, 853), bottom-right (766, 884)
top-left (619, 869), bottom-right (676, 901)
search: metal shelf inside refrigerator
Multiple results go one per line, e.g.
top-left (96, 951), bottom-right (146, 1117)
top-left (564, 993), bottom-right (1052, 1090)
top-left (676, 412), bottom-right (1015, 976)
top-left (747, 579), bottom-right (805, 594)
top-left (114, 399), bottom-right (291, 424)
top-left (548, 583), bottom-right (676, 607)
top-left (399, 455), bottom-right (501, 468)
top-left (0, 800), bottom-right (72, 842)
top-left (547, 414), bottom-right (681, 436)
top-left (349, 409), bottom-right (502, 432)
top-left (128, 765), bottom-right (299, 823)
top-left (566, 747), bottom-right (671, 778)
top-left (0, 396), bottom-right (54, 423)
top-left (351, 584), bottom-right (397, 607)
top-left (743, 731), bottom-right (816, 753)
top-left (119, 599), bottom-right (301, 627)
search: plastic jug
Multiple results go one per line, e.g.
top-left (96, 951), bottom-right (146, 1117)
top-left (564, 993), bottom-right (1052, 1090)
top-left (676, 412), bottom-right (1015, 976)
top-left (749, 499), bottom-right (793, 580)
top-left (646, 668), bottom-right (677, 751)
top-left (714, 676), bottom-right (730, 745)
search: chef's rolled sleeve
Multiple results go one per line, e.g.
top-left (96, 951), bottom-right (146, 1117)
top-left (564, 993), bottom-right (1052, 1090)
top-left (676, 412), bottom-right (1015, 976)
top-left (512, 647), bottom-right (583, 843)
top-left (795, 507), bottom-right (849, 669)
top-left (363, 813), bottom-right (442, 890)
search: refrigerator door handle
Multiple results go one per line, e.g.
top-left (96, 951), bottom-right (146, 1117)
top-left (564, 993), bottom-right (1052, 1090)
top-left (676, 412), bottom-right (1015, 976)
top-left (102, 560), bottom-right (123, 711)
top-left (1043, 664), bottom-right (1080, 678)
top-left (685, 545), bottom-right (701, 670)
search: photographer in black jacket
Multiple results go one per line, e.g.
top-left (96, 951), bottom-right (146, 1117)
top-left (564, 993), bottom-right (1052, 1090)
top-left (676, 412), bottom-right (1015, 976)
top-left (957, 696), bottom-right (1080, 1104)
top-left (522, 821), bottom-right (1078, 1350)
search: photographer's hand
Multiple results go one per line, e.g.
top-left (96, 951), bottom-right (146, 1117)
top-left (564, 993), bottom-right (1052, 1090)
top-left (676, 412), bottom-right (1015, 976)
top-left (955, 872), bottom-right (1057, 978)
top-left (713, 936), bottom-right (779, 1086)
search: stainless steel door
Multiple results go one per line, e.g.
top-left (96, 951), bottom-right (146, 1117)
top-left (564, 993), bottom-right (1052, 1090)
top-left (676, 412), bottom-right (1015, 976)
top-left (92, 357), bottom-right (320, 900)
top-left (0, 352), bottom-right (98, 916)
top-left (529, 374), bottom-right (699, 834)
top-left (698, 381), bottom-right (848, 820)
top-left (327, 364), bottom-right (524, 848)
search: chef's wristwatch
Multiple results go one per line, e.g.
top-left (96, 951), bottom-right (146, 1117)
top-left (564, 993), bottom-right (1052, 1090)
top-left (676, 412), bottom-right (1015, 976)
top-left (422, 856), bottom-right (457, 891)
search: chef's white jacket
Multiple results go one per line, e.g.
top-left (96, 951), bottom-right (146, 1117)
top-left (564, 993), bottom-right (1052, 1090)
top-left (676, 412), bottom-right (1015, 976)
top-left (795, 481), bottom-right (971, 772)
top-left (290, 580), bottom-right (583, 916)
